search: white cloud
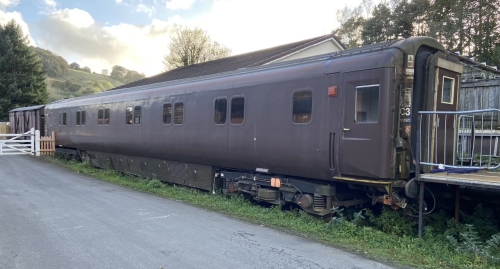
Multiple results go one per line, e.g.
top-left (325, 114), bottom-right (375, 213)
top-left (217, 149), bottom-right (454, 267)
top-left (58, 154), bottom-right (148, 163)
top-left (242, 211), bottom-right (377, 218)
top-left (49, 8), bottom-right (95, 29)
top-left (37, 9), bottom-right (179, 76)
top-left (166, 0), bottom-right (196, 10)
top-left (0, 10), bottom-right (35, 45)
top-left (136, 4), bottom-right (155, 17)
top-left (189, 0), bottom-right (342, 56)
top-left (43, 0), bottom-right (56, 10)
top-left (114, 0), bottom-right (123, 3)
top-left (0, 0), bottom-right (19, 10)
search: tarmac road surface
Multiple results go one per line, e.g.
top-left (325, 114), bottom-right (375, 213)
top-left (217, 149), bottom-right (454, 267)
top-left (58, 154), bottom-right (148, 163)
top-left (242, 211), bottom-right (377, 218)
top-left (0, 155), bottom-right (397, 269)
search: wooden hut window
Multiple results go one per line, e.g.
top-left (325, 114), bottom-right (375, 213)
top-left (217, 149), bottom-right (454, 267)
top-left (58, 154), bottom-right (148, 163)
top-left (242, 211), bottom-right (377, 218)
top-left (442, 76), bottom-right (454, 104)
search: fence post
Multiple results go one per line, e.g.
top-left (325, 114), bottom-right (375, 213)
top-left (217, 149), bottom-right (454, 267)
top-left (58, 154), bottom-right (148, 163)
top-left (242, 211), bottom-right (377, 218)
top-left (30, 128), bottom-right (35, 155)
top-left (35, 130), bottom-right (40, 156)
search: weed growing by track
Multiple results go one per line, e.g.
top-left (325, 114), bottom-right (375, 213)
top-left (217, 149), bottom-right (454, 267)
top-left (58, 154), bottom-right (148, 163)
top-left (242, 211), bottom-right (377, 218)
top-left (51, 157), bottom-right (500, 269)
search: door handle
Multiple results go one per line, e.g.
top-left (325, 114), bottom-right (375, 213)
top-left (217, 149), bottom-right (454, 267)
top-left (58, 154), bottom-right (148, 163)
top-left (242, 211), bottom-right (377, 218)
top-left (343, 128), bottom-right (350, 131)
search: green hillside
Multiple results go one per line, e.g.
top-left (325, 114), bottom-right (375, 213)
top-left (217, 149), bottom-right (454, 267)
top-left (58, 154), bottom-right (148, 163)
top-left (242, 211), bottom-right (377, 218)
top-left (32, 47), bottom-right (142, 103)
top-left (47, 69), bottom-right (123, 102)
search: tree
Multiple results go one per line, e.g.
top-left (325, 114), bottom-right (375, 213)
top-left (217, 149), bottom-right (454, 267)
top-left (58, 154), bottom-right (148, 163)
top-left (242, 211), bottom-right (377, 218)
top-left (0, 20), bottom-right (47, 121)
top-left (163, 25), bottom-right (231, 71)
top-left (82, 66), bottom-right (91, 73)
top-left (69, 62), bottom-right (80, 70)
top-left (123, 70), bottom-right (145, 83)
top-left (33, 47), bottom-right (69, 77)
top-left (110, 65), bottom-right (128, 82)
top-left (101, 69), bottom-right (109, 76)
top-left (110, 65), bottom-right (145, 83)
top-left (333, 5), bottom-right (367, 47)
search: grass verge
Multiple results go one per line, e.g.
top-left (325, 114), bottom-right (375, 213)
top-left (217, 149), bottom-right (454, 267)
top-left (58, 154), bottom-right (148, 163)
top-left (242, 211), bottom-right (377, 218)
top-left (46, 157), bottom-right (500, 269)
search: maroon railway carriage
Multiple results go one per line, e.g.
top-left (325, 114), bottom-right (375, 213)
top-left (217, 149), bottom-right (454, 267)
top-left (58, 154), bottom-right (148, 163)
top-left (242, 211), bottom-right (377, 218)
top-left (43, 37), bottom-right (462, 216)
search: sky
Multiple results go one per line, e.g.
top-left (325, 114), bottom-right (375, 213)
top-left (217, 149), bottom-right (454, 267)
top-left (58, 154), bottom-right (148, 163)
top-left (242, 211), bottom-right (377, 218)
top-left (1, 0), bottom-right (370, 77)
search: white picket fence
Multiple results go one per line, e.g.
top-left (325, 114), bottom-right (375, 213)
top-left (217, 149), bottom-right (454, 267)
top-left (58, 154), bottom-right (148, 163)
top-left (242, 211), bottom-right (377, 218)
top-left (0, 128), bottom-right (41, 156)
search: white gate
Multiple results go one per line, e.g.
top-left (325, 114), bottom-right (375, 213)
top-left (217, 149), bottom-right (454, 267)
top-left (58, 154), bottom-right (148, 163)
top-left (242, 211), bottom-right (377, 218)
top-left (0, 128), bottom-right (41, 156)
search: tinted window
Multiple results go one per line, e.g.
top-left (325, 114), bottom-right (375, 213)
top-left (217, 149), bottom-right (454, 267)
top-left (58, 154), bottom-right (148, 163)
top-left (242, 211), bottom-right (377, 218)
top-left (81, 111), bottom-right (86, 126)
top-left (163, 103), bottom-right (172, 124)
top-left (214, 98), bottom-right (227, 124)
top-left (104, 108), bottom-right (110, 125)
top-left (126, 107), bottom-right (133, 125)
top-left (134, 106), bottom-right (141, 124)
top-left (355, 85), bottom-right (379, 123)
top-left (292, 90), bottom-right (312, 123)
top-left (174, 103), bottom-right (184, 124)
top-left (98, 108), bottom-right (104, 125)
top-left (62, 112), bottom-right (67, 126)
top-left (76, 111), bottom-right (81, 126)
top-left (231, 97), bottom-right (245, 124)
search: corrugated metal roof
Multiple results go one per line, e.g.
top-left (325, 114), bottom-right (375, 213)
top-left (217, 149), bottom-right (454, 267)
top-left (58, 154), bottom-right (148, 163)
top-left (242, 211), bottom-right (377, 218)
top-left (9, 105), bottom-right (45, 113)
top-left (111, 34), bottom-right (344, 91)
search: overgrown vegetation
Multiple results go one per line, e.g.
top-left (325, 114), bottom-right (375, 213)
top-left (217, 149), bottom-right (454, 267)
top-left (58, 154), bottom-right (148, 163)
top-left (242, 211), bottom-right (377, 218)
top-left (46, 69), bottom-right (122, 102)
top-left (49, 157), bottom-right (500, 269)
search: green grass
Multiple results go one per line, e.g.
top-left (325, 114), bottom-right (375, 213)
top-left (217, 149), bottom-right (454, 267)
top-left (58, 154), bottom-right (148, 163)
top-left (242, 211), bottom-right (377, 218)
top-left (45, 157), bottom-right (500, 269)
top-left (46, 69), bottom-right (123, 102)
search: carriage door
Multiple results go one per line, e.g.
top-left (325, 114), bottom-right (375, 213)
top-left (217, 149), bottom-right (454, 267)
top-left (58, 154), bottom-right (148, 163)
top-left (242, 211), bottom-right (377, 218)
top-left (339, 69), bottom-right (394, 179)
top-left (429, 58), bottom-right (463, 166)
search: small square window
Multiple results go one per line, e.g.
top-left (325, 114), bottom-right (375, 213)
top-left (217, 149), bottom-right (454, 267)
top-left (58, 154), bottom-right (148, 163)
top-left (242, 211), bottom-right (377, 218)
top-left (355, 85), bottom-right (379, 123)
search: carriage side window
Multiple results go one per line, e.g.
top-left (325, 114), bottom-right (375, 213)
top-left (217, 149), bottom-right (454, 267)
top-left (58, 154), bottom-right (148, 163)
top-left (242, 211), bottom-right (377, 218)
top-left (442, 76), bottom-right (454, 104)
top-left (126, 106), bottom-right (133, 125)
top-left (81, 111), bottom-right (86, 126)
top-left (292, 90), bottom-right (312, 123)
top-left (98, 108), bottom-right (104, 125)
top-left (62, 112), bottom-right (67, 126)
top-left (174, 102), bottom-right (184, 125)
top-left (134, 106), bottom-right (141, 124)
top-left (231, 97), bottom-right (245, 124)
top-left (163, 103), bottom-right (172, 124)
top-left (355, 85), bottom-right (379, 123)
top-left (76, 111), bottom-right (81, 126)
top-left (214, 98), bottom-right (227, 124)
top-left (104, 108), bottom-right (110, 125)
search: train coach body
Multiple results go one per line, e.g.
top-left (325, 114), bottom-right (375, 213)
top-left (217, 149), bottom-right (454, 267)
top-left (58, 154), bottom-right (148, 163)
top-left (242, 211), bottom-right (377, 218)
top-left (42, 37), bottom-right (463, 215)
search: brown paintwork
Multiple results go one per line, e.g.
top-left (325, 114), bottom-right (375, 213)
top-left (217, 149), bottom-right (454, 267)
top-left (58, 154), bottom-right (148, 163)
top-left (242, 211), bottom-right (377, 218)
top-left (44, 37), bottom-right (455, 186)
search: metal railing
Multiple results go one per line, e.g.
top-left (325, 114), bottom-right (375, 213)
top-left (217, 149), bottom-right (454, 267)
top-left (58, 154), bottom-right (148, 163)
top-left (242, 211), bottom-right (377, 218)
top-left (417, 109), bottom-right (500, 170)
